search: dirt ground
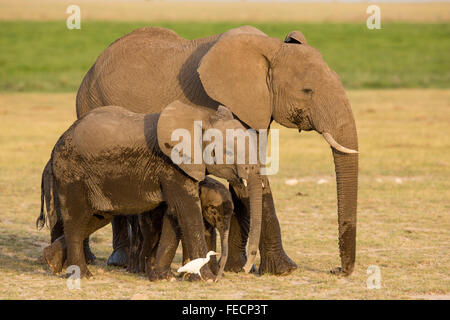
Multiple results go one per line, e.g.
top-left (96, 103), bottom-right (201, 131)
top-left (0, 0), bottom-right (449, 23)
top-left (0, 89), bottom-right (448, 299)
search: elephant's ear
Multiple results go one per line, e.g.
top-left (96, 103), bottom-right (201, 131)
top-left (198, 33), bottom-right (282, 130)
top-left (157, 100), bottom-right (210, 181)
top-left (284, 31), bottom-right (307, 45)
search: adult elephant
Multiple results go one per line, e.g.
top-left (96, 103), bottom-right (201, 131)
top-left (76, 25), bottom-right (358, 276)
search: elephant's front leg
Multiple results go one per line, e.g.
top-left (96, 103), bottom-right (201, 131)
top-left (148, 213), bottom-right (179, 281)
top-left (181, 223), bottom-right (219, 275)
top-left (162, 177), bottom-right (215, 281)
top-left (226, 177), bottom-right (297, 275)
top-left (224, 185), bottom-right (250, 273)
top-left (258, 177), bottom-right (297, 275)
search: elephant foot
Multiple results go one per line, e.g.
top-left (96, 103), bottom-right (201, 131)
top-left (128, 254), bottom-right (146, 274)
top-left (43, 237), bottom-right (66, 274)
top-left (145, 264), bottom-right (155, 277)
top-left (330, 267), bottom-right (352, 277)
top-left (186, 273), bottom-right (201, 282)
top-left (200, 266), bottom-right (216, 282)
top-left (223, 252), bottom-right (257, 273)
top-left (127, 263), bottom-right (144, 274)
top-left (126, 257), bottom-right (139, 274)
top-left (224, 251), bottom-right (246, 273)
top-left (259, 251), bottom-right (297, 276)
top-left (148, 269), bottom-right (176, 282)
top-left (84, 245), bottom-right (96, 265)
top-left (107, 246), bottom-right (129, 268)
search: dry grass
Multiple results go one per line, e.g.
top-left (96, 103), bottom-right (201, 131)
top-left (0, 0), bottom-right (449, 23)
top-left (0, 89), bottom-right (449, 299)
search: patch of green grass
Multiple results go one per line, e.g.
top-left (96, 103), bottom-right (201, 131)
top-left (0, 21), bottom-right (449, 92)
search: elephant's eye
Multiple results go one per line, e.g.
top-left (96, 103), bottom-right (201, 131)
top-left (303, 88), bottom-right (313, 94)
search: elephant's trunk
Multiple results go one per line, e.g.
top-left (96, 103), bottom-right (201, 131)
top-left (325, 115), bottom-right (358, 275)
top-left (333, 148), bottom-right (358, 275)
top-left (311, 90), bottom-right (359, 275)
top-left (215, 227), bottom-right (229, 281)
top-left (242, 171), bottom-right (262, 273)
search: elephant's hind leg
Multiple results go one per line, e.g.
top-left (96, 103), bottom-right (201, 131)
top-left (64, 221), bottom-right (91, 278)
top-left (49, 214), bottom-right (95, 265)
top-left (43, 235), bottom-right (67, 274)
top-left (44, 219), bottom-right (67, 273)
top-left (44, 213), bottom-right (111, 276)
top-left (64, 212), bottom-right (112, 278)
top-left (59, 182), bottom-right (111, 278)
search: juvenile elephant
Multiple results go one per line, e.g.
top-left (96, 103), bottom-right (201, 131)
top-left (77, 25), bottom-right (359, 276)
top-left (127, 177), bottom-right (234, 281)
top-left (38, 102), bottom-right (262, 279)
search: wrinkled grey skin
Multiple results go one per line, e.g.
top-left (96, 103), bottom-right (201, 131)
top-left (38, 102), bottom-right (262, 280)
top-left (128, 177), bottom-right (233, 281)
top-left (77, 25), bottom-right (358, 276)
top-left (38, 161), bottom-right (97, 265)
top-left (126, 208), bottom-right (163, 276)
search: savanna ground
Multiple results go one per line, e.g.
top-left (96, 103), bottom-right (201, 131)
top-left (0, 0), bottom-right (449, 299)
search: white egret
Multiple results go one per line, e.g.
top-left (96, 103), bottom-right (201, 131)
top-left (177, 251), bottom-right (218, 281)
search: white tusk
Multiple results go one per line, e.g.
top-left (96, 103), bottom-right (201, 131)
top-left (322, 132), bottom-right (358, 154)
top-left (242, 179), bottom-right (248, 187)
top-left (262, 181), bottom-right (265, 189)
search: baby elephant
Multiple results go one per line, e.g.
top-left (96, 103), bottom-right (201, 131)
top-left (38, 101), bottom-right (263, 280)
top-left (185, 176), bottom-right (234, 281)
top-left (128, 176), bottom-right (233, 281)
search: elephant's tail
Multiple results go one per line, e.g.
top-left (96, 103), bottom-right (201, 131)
top-left (36, 161), bottom-right (58, 230)
top-left (36, 170), bottom-right (46, 229)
